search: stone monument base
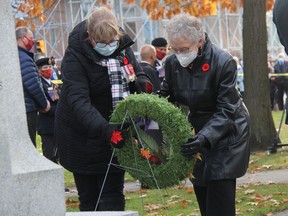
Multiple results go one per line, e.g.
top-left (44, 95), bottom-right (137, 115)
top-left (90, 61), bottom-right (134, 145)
top-left (66, 211), bottom-right (138, 216)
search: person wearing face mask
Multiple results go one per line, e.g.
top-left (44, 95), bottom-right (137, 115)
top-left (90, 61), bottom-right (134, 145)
top-left (50, 56), bottom-right (62, 80)
top-left (36, 57), bottom-right (60, 163)
top-left (160, 14), bottom-right (250, 216)
top-left (54, 6), bottom-right (152, 212)
top-left (151, 37), bottom-right (168, 81)
top-left (16, 26), bottom-right (50, 147)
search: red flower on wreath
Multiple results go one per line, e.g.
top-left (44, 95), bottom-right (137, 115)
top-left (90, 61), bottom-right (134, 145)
top-left (141, 148), bottom-right (151, 159)
top-left (202, 63), bottom-right (210, 72)
top-left (149, 155), bottom-right (161, 165)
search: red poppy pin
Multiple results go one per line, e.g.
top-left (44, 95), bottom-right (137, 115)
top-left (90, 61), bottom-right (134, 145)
top-left (202, 63), bottom-right (210, 72)
top-left (123, 56), bottom-right (129, 65)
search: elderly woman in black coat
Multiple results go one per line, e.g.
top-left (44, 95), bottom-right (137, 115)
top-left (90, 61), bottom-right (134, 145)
top-left (160, 13), bottom-right (250, 216)
top-left (55, 6), bottom-right (152, 212)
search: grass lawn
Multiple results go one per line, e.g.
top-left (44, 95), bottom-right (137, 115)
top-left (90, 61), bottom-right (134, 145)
top-left (66, 182), bottom-right (288, 215)
top-left (272, 110), bottom-right (288, 144)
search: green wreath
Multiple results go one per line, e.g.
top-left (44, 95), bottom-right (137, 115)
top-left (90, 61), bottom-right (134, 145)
top-left (110, 93), bottom-right (195, 188)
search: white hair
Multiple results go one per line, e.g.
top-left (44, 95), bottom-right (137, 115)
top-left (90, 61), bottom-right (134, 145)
top-left (166, 13), bottom-right (205, 44)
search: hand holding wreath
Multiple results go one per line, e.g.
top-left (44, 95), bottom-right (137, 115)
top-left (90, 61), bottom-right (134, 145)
top-left (104, 123), bottom-right (130, 149)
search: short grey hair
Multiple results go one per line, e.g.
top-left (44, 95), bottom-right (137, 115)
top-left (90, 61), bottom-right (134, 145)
top-left (166, 13), bottom-right (205, 44)
top-left (15, 26), bottom-right (29, 40)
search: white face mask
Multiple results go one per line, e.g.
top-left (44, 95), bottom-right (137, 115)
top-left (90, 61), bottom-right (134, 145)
top-left (175, 50), bottom-right (198, 67)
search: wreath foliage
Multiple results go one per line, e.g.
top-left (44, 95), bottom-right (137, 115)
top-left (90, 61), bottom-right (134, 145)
top-left (110, 93), bottom-right (195, 188)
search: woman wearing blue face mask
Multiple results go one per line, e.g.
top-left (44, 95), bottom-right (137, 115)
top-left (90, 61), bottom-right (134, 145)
top-left (160, 14), bottom-right (250, 216)
top-left (55, 6), bottom-right (152, 212)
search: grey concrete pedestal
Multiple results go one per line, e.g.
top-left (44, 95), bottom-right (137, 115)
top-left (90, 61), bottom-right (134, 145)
top-left (66, 212), bottom-right (138, 216)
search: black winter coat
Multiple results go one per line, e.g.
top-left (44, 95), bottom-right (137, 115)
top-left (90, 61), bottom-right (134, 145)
top-left (140, 62), bottom-right (161, 92)
top-left (55, 20), bottom-right (149, 174)
top-left (161, 36), bottom-right (250, 185)
top-left (37, 78), bottom-right (59, 135)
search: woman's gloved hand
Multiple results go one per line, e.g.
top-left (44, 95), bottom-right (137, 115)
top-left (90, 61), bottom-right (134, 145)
top-left (180, 134), bottom-right (209, 159)
top-left (104, 123), bottom-right (130, 149)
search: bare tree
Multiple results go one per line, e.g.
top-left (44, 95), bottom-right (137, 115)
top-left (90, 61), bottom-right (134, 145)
top-left (243, 0), bottom-right (277, 152)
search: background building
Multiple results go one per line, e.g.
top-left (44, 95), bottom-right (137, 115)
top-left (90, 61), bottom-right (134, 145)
top-left (10, 0), bottom-right (283, 63)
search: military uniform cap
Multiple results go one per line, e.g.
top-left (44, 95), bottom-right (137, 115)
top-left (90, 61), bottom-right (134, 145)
top-left (36, 57), bottom-right (51, 67)
top-left (151, 37), bottom-right (168, 47)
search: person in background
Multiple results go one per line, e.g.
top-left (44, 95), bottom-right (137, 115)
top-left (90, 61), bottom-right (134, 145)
top-left (36, 57), bottom-right (60, 163)
top-left (140, 44), bottom-right (161, 92)
top-left (267, 55), bottom-right (277, 110)
top-left (50, 56), bottom-right (61, 80)
top-left (274, 0), bottom-right (288, 124)
top-left (273, 53), bottom-right (288, 111)
top-left (160, 13), bottom-right (250, 216)
top-left (54, 6), bottom-right (152, 212)
top-left (16, 26), bottom-right (50, 147)
top-left (151, 37), bottom-right (168, 81)
top-left (233, 56), bottom-right (244, 98)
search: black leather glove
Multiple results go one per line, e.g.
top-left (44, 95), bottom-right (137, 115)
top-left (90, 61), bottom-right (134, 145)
top-left (104, 123), bottom-right (130, 149)
top-left (180, 134), bottom-right (209, 159)
top-left (135, 74), bottom-right (153, 93)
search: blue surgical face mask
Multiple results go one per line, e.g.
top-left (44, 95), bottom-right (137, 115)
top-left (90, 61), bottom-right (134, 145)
top-left (94, 41), bottom-right (119, 56)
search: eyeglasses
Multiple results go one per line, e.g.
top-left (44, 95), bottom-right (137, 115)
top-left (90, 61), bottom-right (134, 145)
top-left (95, 40), bottom-right (119, 48)
top-left (170, 47), bottom-right (193, 54)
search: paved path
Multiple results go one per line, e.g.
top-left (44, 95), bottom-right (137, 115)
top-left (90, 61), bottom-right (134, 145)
top-left (123, 169), bottom-right (288, 192)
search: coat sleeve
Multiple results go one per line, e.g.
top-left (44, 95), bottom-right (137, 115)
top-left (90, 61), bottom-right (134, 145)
top-left (273, 0), bottom-right (288, 55)
top-left (199, 55), bottom-right (242, 147)
top-left (61, 49), bottom-right (108, 134)
top-left (20, 54), bottom-right (48, 109)
top-left (160, 55), bottom-right (176, 102)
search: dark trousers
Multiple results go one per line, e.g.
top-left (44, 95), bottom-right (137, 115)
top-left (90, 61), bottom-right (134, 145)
top-left (73, 171), bottom-right (125, 211)
top-left (193, 179), bottom-right (236, 216)
top-left (275, 81), bottom-right (288, 110)
top-left (40, 135), bottom-right (58, 163)
top-left (26, 111), bottom-right (37, 147)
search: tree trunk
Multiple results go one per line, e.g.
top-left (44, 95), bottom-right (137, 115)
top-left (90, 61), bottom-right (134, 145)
top-left (243, 0), bottom-right (277, 152)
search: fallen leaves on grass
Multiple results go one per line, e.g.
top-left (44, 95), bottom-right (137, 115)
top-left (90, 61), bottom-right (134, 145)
top-left (144, 203), bottom-right (164, 211)
top-left (186, 188), bottom-right (194, 194)
top-left (249, 164), bottom-right (274, 172)
top-left (66, 198), bottom-right (79, 209)
top-left (244, 189), bottom-right (255, 195)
